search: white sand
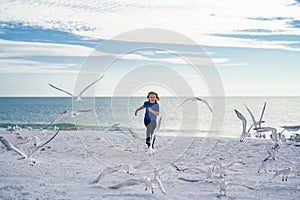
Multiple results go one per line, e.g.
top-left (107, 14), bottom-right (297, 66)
top-left (1, 128), bottom-right (300, 199)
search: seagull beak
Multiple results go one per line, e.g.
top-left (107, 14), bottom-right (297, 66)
top-left (16, 157), bottom-right (22, 160)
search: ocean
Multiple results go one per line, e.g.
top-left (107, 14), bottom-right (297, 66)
top-left (0, 96), bottom-right (299, 138)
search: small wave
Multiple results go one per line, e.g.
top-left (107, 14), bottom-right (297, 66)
top-left (0, 123), bottom-right (98, 131)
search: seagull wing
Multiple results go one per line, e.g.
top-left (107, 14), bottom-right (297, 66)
top-left (180, 97), bottom-right (197, 106)
top-left (73, 109), bottom-right (93, 113)
top-left (234, 109), bottom-right (247, 131)
top-left (77, 75), bottom-right (104, 97)
top-left (196, 98), bottom-right (214, 114)
top-left (155, 176), bottom-right (166, 194)
top-left (258, 102), bottom-right (267, 128)
top-left (109, 178), bottom-right (141, 189)
top-left (178, 177), bottom-right (203, 182)
top-left (187, 167), bottom-right (207, 173)
top-left (234, 109), bottom-right (247, 140)
top-left (227, 182), bottom-right (256, 190)
top-left (48, 83), bottom-right (74, 97)
top-left (226, 161), bottom-right (246, 168)
top-left (171, 163), bottom-right (188, 172)
top-left (29, 129), bottom-right (60, 157)
top-left (244, 104), bottom-right (257, 129)
top-left (280, 125), bottom-right (300, 131)
top-left (91, 167), bottom-right (119, 184)
top-left (133, 161), bottom-right (154, 171)
top-left (43, 112), bottom-right (68, 129)
top-left (128, 129), bottom-right (141, 139)
top-left (103, 123), bottom-right (120, 133)
top-left (0, 136), bottom-right (27, 158)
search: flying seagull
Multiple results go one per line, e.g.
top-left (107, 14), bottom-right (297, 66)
top-left (90, 165), bottom-right (122, 184)
top-left (244, 102), bottom-right (266, 132)
top-left (172, 163), bottom-right (214, 181)
top-left (180, 97), bottom-right (214, 114)
top-left (48, 75), bottom-right (104, 102)
top-left (215, 179), bottom-right (255, 196)
top-left (280, 125), bottom-right (300, 134)
top-left (0, 129), bottom-right (60, 165)
top-left (258, 144), bottom-right (277, 173)
top-left (44, 109), bottom-right (92, 129)
top-left (255, 127), bottom-right (280, 149)
top-left (109, 176), bottom-right (166, 194)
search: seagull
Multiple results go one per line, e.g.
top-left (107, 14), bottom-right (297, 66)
top-left (0, 129), bottom-right (60, 166)
top-left (280, 125), bottom-right (300, 134)
top-left (91, 161), bottom-right (165, 184)
top-left (97, 161), bottom-right (167, 192)
top-left (90, 165), bottom-right (122, 184)
top-left (208, 157), bottom-right (245, 178)
top-left (244, 102), bottom-right (266, 132)
top-left (215, 179), bottom-right (255, 196)
top-left (256, 127), bottom-right (280, 149)
top-left (234, 109), bottom-right (249, 142)
top-left (180, 97), bottom-right (214, 114)
top-left (6, 125), bottom-right (20, 133)
top-left (44, 109), bottom-right (92, 129)
top-left (273, 167), bottom-right (292, 182)
top-left (48, 75), bottom-right (104, 102)
top-left (109, 176), bottom-right (166, 194)
top-left (258, 144), bottom-right (277, 173)
top-left (172, 163), bottom-right (214, 181)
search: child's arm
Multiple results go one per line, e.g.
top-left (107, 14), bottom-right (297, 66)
top-left (135, 106), bottom-right (144, 116)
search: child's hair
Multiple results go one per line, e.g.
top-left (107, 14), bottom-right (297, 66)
top-left (147, 91), bottom-right (160, 101)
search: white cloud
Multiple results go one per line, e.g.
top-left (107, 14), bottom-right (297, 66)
top-left (0, 39), bottom-right (93, 57)
top-left (0, 0), bottom-right (300, 51)
top-left (0, 58), bottom-right (78, 73)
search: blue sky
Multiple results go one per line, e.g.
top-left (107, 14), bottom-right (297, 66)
top-left (0, 0), bottom-right (300, 96)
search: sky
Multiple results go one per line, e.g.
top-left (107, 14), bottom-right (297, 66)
top-left (0, 0), bottom-right (300, 97)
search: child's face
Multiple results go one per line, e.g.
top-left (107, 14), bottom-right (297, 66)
top-left (149, 94), bottom-right (156, 102)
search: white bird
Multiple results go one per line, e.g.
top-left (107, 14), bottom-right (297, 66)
top-left (180, 97), bottom-right (214, 114)
top-left (173, 163), bottom-right (214, 181)
top-left (91, 161), bottom-right (164, 184)
top-left (44, 109), bottom-right (92, 129)
top-left (256, 127), bottom-right (280, 149)
top-left (280, 125), bottom-right (300, 134)
top-left (109, 176), bottom-right (166, 194)
top-left (6, 125), bottom-right (19, 133)
top-left (0, 129), bottom-right (60, 166)
top-left (90, 165), bottom-right (122, 184)
top-left (244, 102), bottom-right (266, 132)
top-left (258, 144), bottom-right (277, 173)
top-left (234, 109), bottom-right (249, 142)
top-left (48, 75), bottom-right (104, 102)
top-left (216, 179), bottom-right (255, 196)
top-left (208, 157), bottom-right (245, 178)
top-left (273, 167), bottom-right (292, 182)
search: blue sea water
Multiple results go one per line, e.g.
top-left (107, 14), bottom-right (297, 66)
top-left (0, 97), bottom-right (299, 137)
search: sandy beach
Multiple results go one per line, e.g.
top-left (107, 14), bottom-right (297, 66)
top-left (1, 128), bottom-right (300, 200)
